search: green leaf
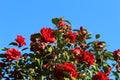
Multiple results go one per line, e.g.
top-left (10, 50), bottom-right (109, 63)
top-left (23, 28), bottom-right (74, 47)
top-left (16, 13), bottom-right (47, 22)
top-left (15, 60), bottom-right (19, 66)
top-left (87, 69), bottom-right (93, 77)
top-left (103, 62), bottom-right (108, 67)
top-left (64, 77), bottom-right (69, 80)
top-left (36, 58), bottom-right (41, 66)
top-left (104, 52), bottom-right (114, 60)
top-left (29, 53), bottom-right (35, 58)
top-left (0, 54), bottom-right (5, 58)
top-left (112, 71), bottom-right (119, 79)
top-left (9, 42), bottom-right (18, 46)
top-left (48, 47), bottom-right (53, 53)
top-left (40, 60), bottom-right (43, 68)
top-left (42, 76), bottom-right (46, 80)
top-left (105, 52), bottom-right (112, 57)
top-left (92, 63), bottom-right (100, 71)
top-left (95, 34), bottom-right (100, 39)
top-left (103, 62), bottom-right (109, 72)
top-left (52, 18), bottom-right (60, 25)
top-left (64, 20), bottom-right (72, 25)
top-left (22, 47), bottom-right (29, 51)
top-left (83, 75), bottom-right (90, 80)
top-left (73, 29), bottom-right (79, 31)
top-left (1, 47), bottom-right (8, 51)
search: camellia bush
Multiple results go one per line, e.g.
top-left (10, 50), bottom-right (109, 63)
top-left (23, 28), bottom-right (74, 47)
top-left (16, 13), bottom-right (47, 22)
top-left (0, 17), bottom-right (120, 80)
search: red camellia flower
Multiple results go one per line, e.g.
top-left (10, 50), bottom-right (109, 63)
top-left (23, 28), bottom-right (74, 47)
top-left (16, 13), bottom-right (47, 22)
top-left (73, 47), bottom-right (83, 63)
top-left (5, 48), bottom-right (21, 61)
top-left (54, 63), bottom-right (64, 80)
top-left (73, 49), bottom-right (95, 66)
top-left (113, 49), bottom-right (120, 61)
top-left (40, 27), bottom-right (55, 43)
top-left (65, 31), bottom-right (76, 43)
top-left (54, 62), bottom-right (78, 80)
top-left (63, 62), bottom-right (78, 79)
top-left (73, 47), bottom-right (83, 57)
top-left (92, 72), bottom-right (109, 80)
top-left (15, 35), bottom-right (26, 47)
top-left (83, 51), bottom-right (95, 66)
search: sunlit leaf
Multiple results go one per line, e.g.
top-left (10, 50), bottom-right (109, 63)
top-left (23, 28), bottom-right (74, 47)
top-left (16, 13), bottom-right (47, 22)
top-left (36, 58), bottom-right (41, 66)
top-left (1, 47), bottom-right (8, 51)
top-left (48, 47), bottom-right (53, 53)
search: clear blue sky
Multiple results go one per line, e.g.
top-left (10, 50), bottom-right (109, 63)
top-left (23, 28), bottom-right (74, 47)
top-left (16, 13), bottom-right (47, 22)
top-left (0, 0), bottom-right (120, 52)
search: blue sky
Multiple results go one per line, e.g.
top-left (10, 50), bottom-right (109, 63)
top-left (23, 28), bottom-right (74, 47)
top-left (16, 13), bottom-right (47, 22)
top-left (0, 0), bottom-right (120, 52)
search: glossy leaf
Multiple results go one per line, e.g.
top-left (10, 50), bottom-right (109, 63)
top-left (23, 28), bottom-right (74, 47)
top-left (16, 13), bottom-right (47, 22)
top-left (9, 42), bottom-right (18, 46)
top-left (95, 34), bottom-right (100, 39)
top-left (64, 20), bottom-right (72, 25)
top-left (52, 18), bottom-right (60, 25)
top-left (22, 47), bottom-right (29, 51)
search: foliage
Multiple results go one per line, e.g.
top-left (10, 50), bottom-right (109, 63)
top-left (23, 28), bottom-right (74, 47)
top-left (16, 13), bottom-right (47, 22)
top-left (0, 17), bottom-right (120, 80)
